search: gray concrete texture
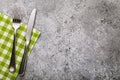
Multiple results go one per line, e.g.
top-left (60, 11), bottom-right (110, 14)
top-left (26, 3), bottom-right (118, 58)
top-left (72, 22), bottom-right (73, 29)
top-left (0, 0), bottom-right (120, 80)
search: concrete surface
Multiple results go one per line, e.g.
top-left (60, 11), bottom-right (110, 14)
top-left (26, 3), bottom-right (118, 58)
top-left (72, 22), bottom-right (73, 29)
top-left (0, 0), bottom-right (120, 80)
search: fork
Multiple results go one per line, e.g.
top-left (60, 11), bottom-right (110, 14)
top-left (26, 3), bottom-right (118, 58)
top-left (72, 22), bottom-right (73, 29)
top-left (9, 7), bottom-right (22, 73)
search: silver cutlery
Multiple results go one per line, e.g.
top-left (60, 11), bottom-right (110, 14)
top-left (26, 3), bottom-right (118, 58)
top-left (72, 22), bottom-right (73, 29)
top-left (9, 7), bottom-right (22, 73)
top-left (18, 9), bottom-right (37, 76)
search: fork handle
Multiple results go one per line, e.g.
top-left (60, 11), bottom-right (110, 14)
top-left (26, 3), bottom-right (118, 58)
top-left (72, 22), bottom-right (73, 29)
top-left (9, 31), bottom-right (16, 73)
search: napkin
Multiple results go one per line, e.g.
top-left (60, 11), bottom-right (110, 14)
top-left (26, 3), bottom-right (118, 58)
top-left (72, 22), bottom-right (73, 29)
top-left (0, 13), bottom-right (40, 80)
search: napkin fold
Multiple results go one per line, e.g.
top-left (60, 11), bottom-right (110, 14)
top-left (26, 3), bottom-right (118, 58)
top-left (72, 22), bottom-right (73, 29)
top-left (0, 13), bottom-right (40, 80)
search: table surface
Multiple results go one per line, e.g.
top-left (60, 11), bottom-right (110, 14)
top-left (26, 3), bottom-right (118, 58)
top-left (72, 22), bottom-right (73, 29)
top-left (0, 0), bottom-right (120, 80)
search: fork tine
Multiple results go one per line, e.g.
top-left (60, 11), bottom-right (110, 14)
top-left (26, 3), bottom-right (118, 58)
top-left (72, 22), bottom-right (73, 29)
top-left (12, 6), bottom-right (21, 20)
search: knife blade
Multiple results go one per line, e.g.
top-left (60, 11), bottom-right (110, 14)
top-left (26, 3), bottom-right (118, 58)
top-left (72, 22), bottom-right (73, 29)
top-left (18, 9), bottom-right (37, 76)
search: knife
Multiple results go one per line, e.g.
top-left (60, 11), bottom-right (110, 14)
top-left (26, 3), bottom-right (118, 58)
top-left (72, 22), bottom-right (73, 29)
top-left (18, 9), bottom-right (37, 76)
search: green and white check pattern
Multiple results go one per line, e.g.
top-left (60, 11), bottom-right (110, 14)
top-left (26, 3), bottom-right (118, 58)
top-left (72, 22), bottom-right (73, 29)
top-left (0, 13), bottom-right (40, 80)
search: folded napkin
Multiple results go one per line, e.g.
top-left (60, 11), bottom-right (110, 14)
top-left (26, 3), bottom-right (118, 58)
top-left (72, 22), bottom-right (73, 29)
top-left (0, 13), bottom-right (40, 80)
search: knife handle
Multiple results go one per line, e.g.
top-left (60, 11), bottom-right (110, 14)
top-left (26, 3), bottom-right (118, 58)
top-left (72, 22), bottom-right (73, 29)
top-left (18, 43), bottom-right (29, 76)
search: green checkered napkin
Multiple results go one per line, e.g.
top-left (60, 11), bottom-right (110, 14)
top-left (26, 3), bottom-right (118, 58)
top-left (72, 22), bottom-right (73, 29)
top-left (0, 13), bottom-right (40, 80)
